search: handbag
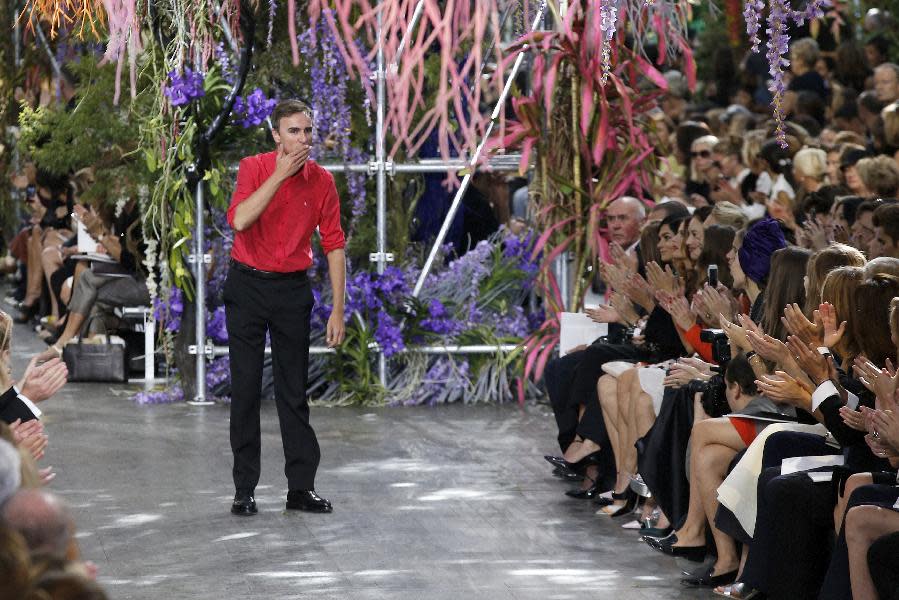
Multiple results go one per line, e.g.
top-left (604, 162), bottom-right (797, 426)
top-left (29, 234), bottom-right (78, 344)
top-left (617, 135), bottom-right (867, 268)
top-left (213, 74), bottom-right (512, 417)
top-left (62, 316), bottom-right (127, 382)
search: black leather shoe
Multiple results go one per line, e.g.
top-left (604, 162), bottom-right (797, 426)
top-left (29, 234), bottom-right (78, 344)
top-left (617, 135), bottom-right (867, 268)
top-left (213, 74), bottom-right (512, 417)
top-left (565, 481), bottom-right (602, 499)
top-left (680, 565), bottom-right (738, 587)
top-left (286, 490), bottom-right (333, 513)
top-left (231, 493), bottom-right (257, 516)
top-left (552, 466), bottom-right (585, 482)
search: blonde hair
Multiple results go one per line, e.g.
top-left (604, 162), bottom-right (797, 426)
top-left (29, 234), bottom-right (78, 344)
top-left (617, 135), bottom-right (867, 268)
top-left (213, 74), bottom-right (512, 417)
top-left (857, 156), bottom-right (899, 198)
top-left (711, 201), bottom-right (748, 229)
top-left (741, 130), bottom-right (767, 168)
top-left (793, 147), bottom-right (828, 181)
top-left (690, 135), bottom-right (720, 181)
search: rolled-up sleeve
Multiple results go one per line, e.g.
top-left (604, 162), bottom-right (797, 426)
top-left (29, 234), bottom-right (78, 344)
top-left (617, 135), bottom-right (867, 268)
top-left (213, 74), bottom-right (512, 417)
top-left (227, 157), bottom-right (259, 229)
top-left (318, 175), bottom-right (346, 254)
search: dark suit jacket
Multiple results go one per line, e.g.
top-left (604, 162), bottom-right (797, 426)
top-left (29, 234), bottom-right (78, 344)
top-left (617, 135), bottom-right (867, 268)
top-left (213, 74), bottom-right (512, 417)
top-left (0, 386), bottom-right (38, 424)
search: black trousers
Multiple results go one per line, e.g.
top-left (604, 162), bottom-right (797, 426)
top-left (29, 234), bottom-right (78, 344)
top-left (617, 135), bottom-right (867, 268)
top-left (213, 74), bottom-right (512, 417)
top-left (224, 265), bottom-right (319, 493)
top-left (869, 531), bottom-right (899, 600)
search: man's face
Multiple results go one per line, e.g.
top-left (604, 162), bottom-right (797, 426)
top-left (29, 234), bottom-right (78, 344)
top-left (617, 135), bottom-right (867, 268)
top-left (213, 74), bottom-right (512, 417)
top-left (874, 67), bottom-right (899, 103)
top-left (606, 201), bottom-right (644, 246)
top-left (272, 112), bottom-right (314, 154)
top-left (870, 226), bottom-right (899, 258)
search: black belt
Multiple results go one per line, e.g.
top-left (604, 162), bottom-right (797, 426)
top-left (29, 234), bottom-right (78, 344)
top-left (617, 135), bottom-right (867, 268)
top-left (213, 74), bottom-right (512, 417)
top-left (230, 259), bottom-right (308, 281)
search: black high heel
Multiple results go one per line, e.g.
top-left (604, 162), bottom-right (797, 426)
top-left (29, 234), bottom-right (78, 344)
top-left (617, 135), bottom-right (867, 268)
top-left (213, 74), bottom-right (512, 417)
top-left (603, 490), bottom-right (637, 517)
top-left (544, 450), bottom-right (602, 477)
top-left (565, 480), bottom-right (601, 499)
top-left (15, 302), bottom-right (38, 324)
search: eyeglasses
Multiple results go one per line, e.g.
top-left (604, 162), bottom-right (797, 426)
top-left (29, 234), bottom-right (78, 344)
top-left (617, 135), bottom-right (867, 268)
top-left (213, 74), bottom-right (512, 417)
top-left (691, 150), bottom-right (712, 159)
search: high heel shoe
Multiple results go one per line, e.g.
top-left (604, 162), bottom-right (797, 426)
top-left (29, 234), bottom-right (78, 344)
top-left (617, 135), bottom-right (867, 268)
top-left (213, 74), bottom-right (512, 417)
top-left (565, 476), bottom-right (603, 499)
top-left (15, 302), bottom-right (38, 324)
top-left (599, 489), bottom-right (637, 517)
top-left (544, 450), bottom-right (602, 476)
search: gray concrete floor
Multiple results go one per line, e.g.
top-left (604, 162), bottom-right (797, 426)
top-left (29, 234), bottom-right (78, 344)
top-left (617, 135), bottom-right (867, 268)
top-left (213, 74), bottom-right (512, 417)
top-left (12, 320), bottom-right (711, 600)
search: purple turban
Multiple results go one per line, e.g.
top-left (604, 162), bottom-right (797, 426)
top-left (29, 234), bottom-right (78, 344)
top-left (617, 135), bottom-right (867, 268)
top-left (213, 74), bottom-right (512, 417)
top-left (738, 218), bottom-right (787, 284)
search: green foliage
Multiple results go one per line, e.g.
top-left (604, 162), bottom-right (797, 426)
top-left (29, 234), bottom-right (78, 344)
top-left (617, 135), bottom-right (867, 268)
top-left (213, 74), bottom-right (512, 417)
top-left (17, 57), bottom-right (153, 206)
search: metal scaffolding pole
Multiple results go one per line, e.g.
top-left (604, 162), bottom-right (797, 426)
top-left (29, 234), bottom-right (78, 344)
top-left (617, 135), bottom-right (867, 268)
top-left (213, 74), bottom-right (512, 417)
top-left (373, 3), bottom-right (389, 385)
top-left (211, 344), bottom-right (522, 357)
top-left (188, 174), bottom-right (214, 405)
top-left (412, 0), bottom-right (547, 298)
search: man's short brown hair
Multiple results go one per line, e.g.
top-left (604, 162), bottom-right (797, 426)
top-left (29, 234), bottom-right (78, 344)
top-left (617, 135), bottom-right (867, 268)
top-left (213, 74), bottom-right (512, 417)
top-left (271, 99), bottom-right (313, 130)
top-left (873, 202), bottom-right (899, 245)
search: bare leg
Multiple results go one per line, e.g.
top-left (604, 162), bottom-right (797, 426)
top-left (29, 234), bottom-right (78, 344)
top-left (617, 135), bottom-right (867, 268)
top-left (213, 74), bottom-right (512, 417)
top-left (23, 227), bottom-right (44, 307)
top-left (590, 374), bottom-right (619, 470)
top-left (672, 418), bottom-right (746, 548)
top-left (41, 242), bottom-right (64, 318)
top-left (834, 473), bottom-right (873, 534)
top-left (846, 505), bottom-right (899, 600)
top-left (695, 442), bottom-right (741, 575)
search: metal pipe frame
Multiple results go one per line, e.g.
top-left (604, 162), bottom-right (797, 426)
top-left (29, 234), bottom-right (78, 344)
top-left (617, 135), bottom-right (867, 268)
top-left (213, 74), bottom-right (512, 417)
top-left (188, 178), bottom-right (214, 406)
top-left (196, 1), bottom-right (537, 396)
top-left (375, 4), bottom-right (388, 385)
top-left (412, 0), bottom-right (546, 298)
top-left (211, 344), bottom-right (522, 357)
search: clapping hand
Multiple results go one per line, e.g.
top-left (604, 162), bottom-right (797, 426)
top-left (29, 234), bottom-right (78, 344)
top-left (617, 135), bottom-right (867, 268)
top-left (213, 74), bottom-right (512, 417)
top-left (720, 314), bottom-right (752, 353)
top-left (818, 302), bottom-right (846, 349)
top-left (663, 360), bottom-right (711, 388)
top-left (839, 405), bottom-right (868, 432)
top-left (657, 291), bottom-right (695, 331)
top-left (19, 357), bottom-right (68, 403)
top-left (599, 262), bottom-right (629, 293)
top-left (786, 335), bottom-right (833, 386)
top-left (746, 326), bottom-right (790, 365)
top-left (609, 293), bottom-right (639, 326)
top-left (585, 304), bottom-right (620, 324)
top-left (8, 418), bottom-right (48, 461)
top-left (865, 409), bottom-right (899, 457)
top-left (755, 371), bottom-right (814, 409)
top-left (609, 242), bottom-right (638, 274)
top-left (853, 356), bottom-right (899, 407)
top-left (781, 303), bottom-right (823, 347)
top-left (696, 284), bottom-right (735, 327)
top-left (646, 262), bottom-right (682, 295)
top-left (622, 272), bottom-right (655, 311)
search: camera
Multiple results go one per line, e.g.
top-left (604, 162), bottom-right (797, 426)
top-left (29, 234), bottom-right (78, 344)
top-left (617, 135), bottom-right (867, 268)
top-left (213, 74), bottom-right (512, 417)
top-left (700, 328), bottom-right (731, 366)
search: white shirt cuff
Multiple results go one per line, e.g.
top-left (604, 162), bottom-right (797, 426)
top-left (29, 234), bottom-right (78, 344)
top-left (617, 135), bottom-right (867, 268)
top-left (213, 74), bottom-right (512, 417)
top-left (13, 385), bottom-right (41, 419)
top-left (846, 391), bottom-right (859, 411)
top-left (811, 380), bottom-right (838, 412)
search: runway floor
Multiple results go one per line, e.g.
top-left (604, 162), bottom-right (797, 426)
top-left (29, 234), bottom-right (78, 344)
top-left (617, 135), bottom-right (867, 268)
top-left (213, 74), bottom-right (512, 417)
top-left (14, 321), bottom-right (711, 599)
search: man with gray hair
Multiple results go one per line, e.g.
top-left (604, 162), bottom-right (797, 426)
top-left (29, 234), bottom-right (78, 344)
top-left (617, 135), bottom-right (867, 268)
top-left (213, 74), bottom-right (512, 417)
top-left (874, 63), bottom-right (899, 104)
top-left (1, 489), bottom-right (75, 559)
top-left (0, 438), bottom-right (21, 507)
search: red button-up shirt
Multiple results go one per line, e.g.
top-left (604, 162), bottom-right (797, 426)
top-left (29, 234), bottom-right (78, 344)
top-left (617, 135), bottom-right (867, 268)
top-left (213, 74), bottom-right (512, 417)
top-left (227, 152), bottom-right (346, 272)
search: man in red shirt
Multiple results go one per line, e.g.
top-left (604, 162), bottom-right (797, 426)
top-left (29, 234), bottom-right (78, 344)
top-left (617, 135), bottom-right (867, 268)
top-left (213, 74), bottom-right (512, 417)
top-left (225, 99), bottom-right (346, 516)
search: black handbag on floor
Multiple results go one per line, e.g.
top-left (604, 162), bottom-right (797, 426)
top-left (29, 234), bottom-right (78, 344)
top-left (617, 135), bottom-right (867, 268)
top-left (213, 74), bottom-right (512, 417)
top-left (62, 317), bottom-right (127, 382)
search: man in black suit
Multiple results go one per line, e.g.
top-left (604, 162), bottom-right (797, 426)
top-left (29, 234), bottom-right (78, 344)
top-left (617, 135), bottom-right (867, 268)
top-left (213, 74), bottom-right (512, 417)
top-left (0, 357), bottom-right (68, 424)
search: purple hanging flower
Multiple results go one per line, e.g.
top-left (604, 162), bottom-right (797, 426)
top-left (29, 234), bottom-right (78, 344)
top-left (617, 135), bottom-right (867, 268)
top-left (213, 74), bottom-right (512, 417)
top-left (232, 88), bottom-right (278, 128)
top-left (743, 0), bottom-right (766, 53)
top-left (164, 68), bottom-right (205, 106)
top-left (765, 0), bottom-right (791, 148)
